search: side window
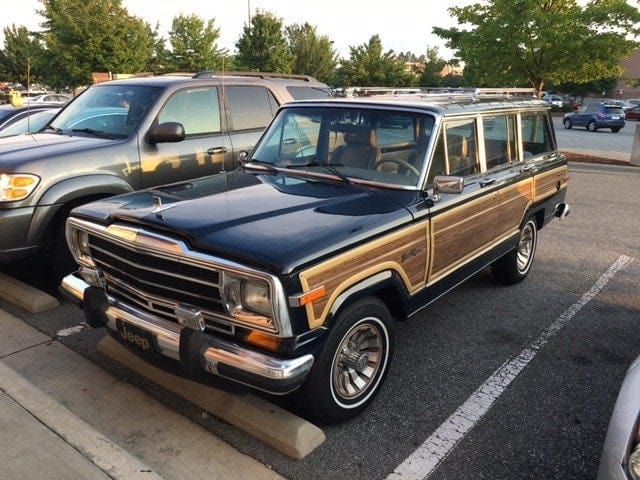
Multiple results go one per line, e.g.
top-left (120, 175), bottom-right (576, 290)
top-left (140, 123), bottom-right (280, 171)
top-left (483, 114), bottom-right (517, 169)
top-left (157, 88), bottom-right (221, 135)
top-left (227, 86), bottom-right (278, 131)
top-left (520, 112), bottom-right (555, 158)
top-left (444, 119), bottom-right (479, 177)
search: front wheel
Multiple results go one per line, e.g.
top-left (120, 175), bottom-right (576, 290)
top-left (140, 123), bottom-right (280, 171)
top-left (491, 219), bottom-right (538, 285)
top-left (297, 297), bottom-right (393, 424)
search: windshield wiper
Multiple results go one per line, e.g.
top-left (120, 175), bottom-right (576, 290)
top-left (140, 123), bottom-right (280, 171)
top-left (243, 159), bottom-right (279, 174)
top-left (70, 128), bottom-right (116, 139)
top-left (287, 161), bottom-right (351, 186)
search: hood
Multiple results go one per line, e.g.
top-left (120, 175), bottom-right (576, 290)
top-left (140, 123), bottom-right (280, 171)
top-left (72, 170), bottom-right (419, 274)
top-left (0, 132), bottom-right (115, 166)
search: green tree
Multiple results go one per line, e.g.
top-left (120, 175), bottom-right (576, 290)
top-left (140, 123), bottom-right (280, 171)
top-left (165, 14), bottom-right (225, 72)
top-left (336, 35), bottom-right (413, 87)
top-left (235, 10), bottom-right (293, 72)
top-left (433, 0), bottom-right (640, 97)
top-left (38, 0), bottom-right (156, 89)
top-left (419, 47), bottom-right (447, 87)
top-left (0, 25), bottom-right (45, 84)
top-left (286, 22), bottom-right (337, 83)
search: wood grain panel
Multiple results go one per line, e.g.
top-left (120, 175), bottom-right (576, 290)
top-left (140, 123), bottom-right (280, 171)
top-left (430, 193), bottom-right (497, 276)
top-left (534, 166), bottom-right (568, 202)
top-left (495, 179), bottom-right (532, 238)
top-left (299, 223), bottom-right (429, 328)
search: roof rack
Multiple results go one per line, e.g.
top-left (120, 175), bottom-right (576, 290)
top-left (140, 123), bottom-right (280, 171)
top-left (351, 86), bottom-right (536, 98)
top-left (193, 71), bottom-right (318, 82)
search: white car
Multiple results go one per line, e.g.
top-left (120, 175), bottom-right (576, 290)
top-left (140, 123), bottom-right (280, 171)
top-left (25, 94), bottom-right (72, 105)
top-left (597, 354), bottom-right (640, 479)
top-left (544, 94), bottom-right (564, 108)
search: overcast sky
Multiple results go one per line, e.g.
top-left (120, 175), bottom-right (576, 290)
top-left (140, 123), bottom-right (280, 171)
top-left (0, 0), bottom-right (469, 59)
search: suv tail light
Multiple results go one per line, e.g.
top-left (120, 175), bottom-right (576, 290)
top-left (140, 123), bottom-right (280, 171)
top-left (598, 113), bottom-right (606, 119)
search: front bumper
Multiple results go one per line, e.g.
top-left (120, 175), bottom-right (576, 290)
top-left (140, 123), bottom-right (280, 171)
top-left (61, 273), bottom-right (314, 395)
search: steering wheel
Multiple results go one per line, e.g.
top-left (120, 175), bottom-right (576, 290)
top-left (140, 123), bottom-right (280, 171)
top-left (376, 158), bottom-right (420, 176)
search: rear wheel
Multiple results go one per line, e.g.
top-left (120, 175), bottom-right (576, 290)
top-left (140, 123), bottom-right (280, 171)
top-left (587, 120), bottom-right (597, 132)
top-left (611, 127), bottom-right (620, 133)
top-left (562, 118), bottom-right (572, 129)
top-left (491, 220), bottom-right (537, 285)
top-left (297, 297), bottom-right (393, 424)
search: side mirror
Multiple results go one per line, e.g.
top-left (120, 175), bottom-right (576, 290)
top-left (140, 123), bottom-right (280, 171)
top-left (147, 122), bottom-right (185, 144)
top-left (238, 150), bottom-right (250, 164)
top-left (433, 175), bottom-right (464, 196)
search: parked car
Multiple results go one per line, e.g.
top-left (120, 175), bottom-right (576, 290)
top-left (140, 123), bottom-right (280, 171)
top-left (0, 104), bottom-right (63, 130)
top-left (61, 89), bottom-right (569, 424)
top-left (597, 354), bottom-right (640, 480)
top-left (544, 94), bottom-right (564, 108)
top-left (562, 103), bottom-right (626, 132)
top-left (625, 105), bottom-right (640, 121)
top-left (0, 71), bottom-right (331, 278)
top-left (26, 93), bottom-right (72, 105)
top-left (0, 107), bottom-right (61, 137)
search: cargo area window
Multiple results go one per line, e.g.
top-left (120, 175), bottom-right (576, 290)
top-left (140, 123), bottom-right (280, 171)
top-left (520, 112), bottom-right (555, 158)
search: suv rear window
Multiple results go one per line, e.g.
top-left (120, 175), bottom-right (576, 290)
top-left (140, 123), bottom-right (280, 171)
top-left (604, 107), bottom-right (625, 116)
top-left (286, 86), bottom-right (332, 100)
top-left (227, 86), bottom-right (279, 131)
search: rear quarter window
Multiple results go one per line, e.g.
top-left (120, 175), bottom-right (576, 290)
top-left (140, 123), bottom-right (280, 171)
top-left (227, 86), bottom-right (279, 131)
top-left (286, 86), bottom-right (332, 100)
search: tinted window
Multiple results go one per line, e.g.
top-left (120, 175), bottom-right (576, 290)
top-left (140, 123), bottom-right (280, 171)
top-left (286, 86), bottom-right (332, 100)
top-left (158, 87), bottom-right (221, 135)
top-left (521, 112), bottom-right (554, 157)
top-left (227, 86), bottom-right (277, 131)
top-left (604, 107), bottom-right (625, 116)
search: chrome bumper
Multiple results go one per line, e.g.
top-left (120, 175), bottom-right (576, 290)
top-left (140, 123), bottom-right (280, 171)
top-left (60, 273), bottom-right (314, 395)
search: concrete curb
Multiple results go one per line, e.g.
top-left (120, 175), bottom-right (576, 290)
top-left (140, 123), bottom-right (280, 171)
top-left (0, 360), bottom-right (164, 480)
top-left (0, 272), bottom-right (59, 313)
top-left (97, 336), bottom-right (326, 460)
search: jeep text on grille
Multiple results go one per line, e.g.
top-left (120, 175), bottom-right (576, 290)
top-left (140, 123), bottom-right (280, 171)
top-left (61, 88), bottom-right (570, 424)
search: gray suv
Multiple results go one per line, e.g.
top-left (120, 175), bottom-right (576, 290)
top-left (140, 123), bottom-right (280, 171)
top-left (0, 72), bottom-right (330, 276)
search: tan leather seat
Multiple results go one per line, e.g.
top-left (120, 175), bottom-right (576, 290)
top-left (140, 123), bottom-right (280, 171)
top-left (331, 126), bottom-right (381, 169)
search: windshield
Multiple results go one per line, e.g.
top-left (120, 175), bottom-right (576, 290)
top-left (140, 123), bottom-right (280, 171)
top-left (0, 109), bottom-right (60, 138)
top-left (49, 84), bottom-right (161, 138)
top-left (250, 106), bottom-right (435, 189)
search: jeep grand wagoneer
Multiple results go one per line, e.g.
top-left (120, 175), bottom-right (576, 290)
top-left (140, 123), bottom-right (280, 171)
top-left (61, 89), bottom-right (569, 424)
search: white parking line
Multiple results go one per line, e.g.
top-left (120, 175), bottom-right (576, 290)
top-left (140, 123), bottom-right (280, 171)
top-left (387, 255), bottom-right (635, 480)
top-left (56, 323), bottom-right (87, 337)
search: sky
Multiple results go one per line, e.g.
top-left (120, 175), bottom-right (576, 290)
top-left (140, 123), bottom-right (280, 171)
top-left (0, 0), bottom-right (469, 59)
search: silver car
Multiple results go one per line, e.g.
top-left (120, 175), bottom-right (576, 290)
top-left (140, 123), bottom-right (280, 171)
top-left (598, 354), bottom-right (640, 479)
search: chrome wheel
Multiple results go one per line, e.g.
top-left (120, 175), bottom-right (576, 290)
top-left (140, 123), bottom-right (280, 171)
top-left (517, 222), bottom-right (535, 274)
top-left (331, 317), bottom-right (387, 404)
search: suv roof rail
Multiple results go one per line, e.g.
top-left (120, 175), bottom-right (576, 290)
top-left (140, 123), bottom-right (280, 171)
top-left (193, 71), bottom-right (318, 82)
top-left (131, 71), bottom-right (194, 78)
top-left (352, 86), bottom-right (536, 99)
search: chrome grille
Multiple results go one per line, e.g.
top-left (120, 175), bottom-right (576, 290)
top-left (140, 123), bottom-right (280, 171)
top-left (88, 234), bottom-right (234, 334)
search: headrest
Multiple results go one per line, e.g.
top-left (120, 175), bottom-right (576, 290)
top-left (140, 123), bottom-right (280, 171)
top-left (341, 126), bottom-right (376, 146)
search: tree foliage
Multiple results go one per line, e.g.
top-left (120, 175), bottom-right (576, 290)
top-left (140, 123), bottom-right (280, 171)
top-left (38, 0), bottom-right (156, 89)
top-left (433, 0), bottom-right (640, 97)
top-left (286, 23), bottom-right (337, 83)
top-left (165, 14), bottom-right (225, 72)
top-left (419, 47), bottom-right (447, 87)
top-left (336, 35), bottom-right (414, 87)
top-left (0, 25), bottom-right (45, 84)
top-left (235, 11), bottom-right (293, 72)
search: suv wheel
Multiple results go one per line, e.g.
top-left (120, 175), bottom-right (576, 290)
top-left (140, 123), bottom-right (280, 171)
top-left (611, 127), bottom-right (620, 133)
top-left (562, 118), bottom-right (572, 129)
top-left (587, 120), bottom-right (597, 132)
top-left (491, 219), bottom-right (537, 284)
top-left (296, 297), bottom-right (393, 424)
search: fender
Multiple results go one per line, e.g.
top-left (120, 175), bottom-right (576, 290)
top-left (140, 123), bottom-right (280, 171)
top-left (26, 174), bottom-right (135, 246)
